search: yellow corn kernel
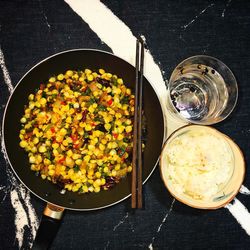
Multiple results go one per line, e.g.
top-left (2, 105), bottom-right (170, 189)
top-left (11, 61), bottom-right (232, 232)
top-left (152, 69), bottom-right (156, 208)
top-left (126, 89), bottom-right (131, 95)
top-left (57, 74), bottom-right (64, 81)
top-left (109, 149), bottom-right (117, 156)
top-left (96, 83), bottom-right (102, 89)
top-left (88, 144), bottom-right (95, 151)
top-left (32, 137), bottom-right (39, 145)
top-left (66, 137), bottom-right (73, 143)
top-left (103, 167), bottom-right (109, 173)
top-left (93, 148), bottom-right (100, 156)
top-left (48, 169), bottom-right (55, 176)
top-left (112, 155), bottom-right (120, 161)
top-left (31, 146), bottom-right (37, 153)
top-left (40, 98), bottom-right (47, 105)
top-left (104, 123), bottom-right (111, 131)
top-left (44, 159), bottom-right (51, 165)
top-left (65, 156), bottom-right (74, 168)
top-left (117, 134), bottom-right (124, 140)
top-left (115, 120), bottom-right (122, 126)
top-left (117, 78), bottom-right (123, 84)
top-left (67, 149), bottom-right (73, 157)
top-left (115, 113), bottom-right (122, 119)
top-left (68, 168), bottom-right (74, 176)
top-left (20, 117), bottom-right (27, 123)
top-left (85, 69), bottom-right (92, 74)
top-left (88, 106), bottom-right (94, 113)
top-left (29, 102), bottom-right (35, 109)
top-left (72, 74), bottom-right (79, 80)
top-left (53, 149), bottom-right (59, 156)
top-left (65, 184), bottom-right (72, 191)
top-left (66, 116), bottom-right (72, 123)
top-left (117, 126), bottom-right (125, 134)
top-left (101, 178), bottom-right (106, 185)
top-left (83, 155), bottom-right (91, 162)
top-left (94, 186), bottom-right (101, 193)
top-left (38, 145), bottom-right (47, 153)
top-left (101, 139), bottom-right (107, 145)
top-left (87, 179), bottom-right (94, 184)
top-left (99, 143), bottom-right (105, 151)
top-left (52, 143), bottom-right (59, 149)
top-left (87, 74), bottom-right (94, 82)
top-left (99, 69), bottom-right (105, 74)
top-left (127, 166), bottom-right (132, 172)
top-left (115, 164), bottom-right (121, 171)
top-left (72, 186), bottom-right (79, 192)
top-left (125, 126), bottom-right (132, 133)
top-left (59, 128), bottom-right (67, 136)
top-left (111, 170), bottom-right (117, 177)
top-left (41, 174), bottom-right (46, 179)
top-left (62, 140), bottom-right (68, 147)
top-left (69, 108), bottom-right (75, 115)
top-left (95, 172), bottom-right (101, 178)
top-left (20, 129), bottom-right (26, 135)
top-left (88, 186), bottom-right (94, 192)
top-left (66, 70), bottom-right (73, 77)
top-left (106, 134), bottom-right (112, 141)
top-left (49, 77), bottom-right (56, 83)
top-left (79, 122), bottom-right (85, 128)
top-left (29, 156), bottom-right (36, 164)
top-left (75, 159), bottom-right (82, 165)
top-left (85, 124), bottom-right (92, 131)
top-left (28, 94), bottom-right (34, 100)
top-left (115, 88), bottom-right (122, 95)
top-left (93, 130), bottom-right (101, 137)
top-left (82, 185), bottom-right (88, 193)
top-left (72, 154), bottom-right (81, 160)
top-left (106, 87), bottom-right (112, 93)
top-left (107, 142), bottom-right (113, 149)
top-left (94, 179), bottom-right (101, 187)
top-left (125, 119), bottom-right (132, 125)
top-left (52, 89), bottom-right (59, 95)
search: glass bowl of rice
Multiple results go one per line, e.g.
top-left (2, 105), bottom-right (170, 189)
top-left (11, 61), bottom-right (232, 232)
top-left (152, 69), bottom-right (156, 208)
top-left (160, 125), bottom-right (245, 209)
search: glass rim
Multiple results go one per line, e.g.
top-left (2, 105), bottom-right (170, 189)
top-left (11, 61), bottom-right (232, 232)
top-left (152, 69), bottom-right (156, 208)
top-left (167, 55), bottom-right (238, 125)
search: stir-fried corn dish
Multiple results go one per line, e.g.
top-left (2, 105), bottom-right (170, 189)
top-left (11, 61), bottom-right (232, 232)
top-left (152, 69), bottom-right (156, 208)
top-left (19, 69), bottom-right (134, 193)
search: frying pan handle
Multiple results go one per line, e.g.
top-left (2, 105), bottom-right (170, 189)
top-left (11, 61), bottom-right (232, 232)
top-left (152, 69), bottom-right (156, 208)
top-left (32, 203), bottom-right (65, 250)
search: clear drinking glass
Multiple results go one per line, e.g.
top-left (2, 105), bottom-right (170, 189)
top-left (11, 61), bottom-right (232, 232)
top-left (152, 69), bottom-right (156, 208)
top-left (167, 55), bottom-right (238, 125)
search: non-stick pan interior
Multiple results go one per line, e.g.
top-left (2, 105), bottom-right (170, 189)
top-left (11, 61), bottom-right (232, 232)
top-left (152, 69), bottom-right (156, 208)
top-left (3, 49), bottom-right (164, 210)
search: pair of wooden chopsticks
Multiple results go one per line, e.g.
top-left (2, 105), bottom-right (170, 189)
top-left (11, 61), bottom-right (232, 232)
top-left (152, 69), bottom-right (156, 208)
top-left (131, 36), bottom-right (145, 209)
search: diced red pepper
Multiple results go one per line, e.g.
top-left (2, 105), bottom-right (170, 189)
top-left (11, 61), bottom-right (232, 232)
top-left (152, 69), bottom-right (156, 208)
top-left (71, 134), bottom-right (78, 142)
top-left (107, 99), bottom-right (113, 106)
top-left (50, 127), bottom-right (55, 133)
top-left (113, 133), bottom-right (118, 139)
top-left (58, 157), bottom-right (65, 164)
top-left (91, 122), bottom-right (96, 127)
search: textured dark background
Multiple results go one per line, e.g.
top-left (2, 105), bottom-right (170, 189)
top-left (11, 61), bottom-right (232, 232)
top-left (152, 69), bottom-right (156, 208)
top-left (0, 0), bottom-right (250, 249)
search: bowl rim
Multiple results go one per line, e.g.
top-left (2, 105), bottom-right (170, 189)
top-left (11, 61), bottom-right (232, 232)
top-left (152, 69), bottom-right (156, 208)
top-left (160, 124), bottom-right (245, 209)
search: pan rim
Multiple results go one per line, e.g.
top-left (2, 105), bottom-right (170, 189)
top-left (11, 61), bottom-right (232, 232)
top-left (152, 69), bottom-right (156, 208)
top-left (2, 48), bottom-right (166, 211)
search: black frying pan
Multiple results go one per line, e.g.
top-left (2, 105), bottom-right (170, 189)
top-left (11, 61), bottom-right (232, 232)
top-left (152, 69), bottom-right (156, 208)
top-left (3, 49), bottom-right (165, 249)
